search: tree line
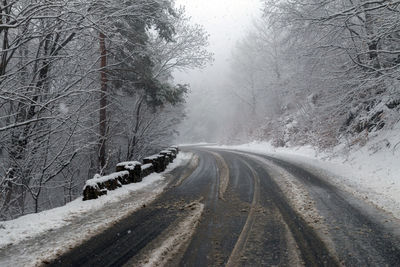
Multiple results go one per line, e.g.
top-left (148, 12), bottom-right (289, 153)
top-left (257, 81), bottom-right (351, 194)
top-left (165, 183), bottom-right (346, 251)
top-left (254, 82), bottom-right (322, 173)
top-left (0, 0), bottom-right (212, 220)
top-left (224, 0), bottom-right (400, 148)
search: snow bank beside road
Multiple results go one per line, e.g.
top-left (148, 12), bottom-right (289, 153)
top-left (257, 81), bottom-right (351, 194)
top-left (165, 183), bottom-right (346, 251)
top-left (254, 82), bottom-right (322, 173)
top-left (0, 152), bottom-right (192, 251)
top-left (209, 128), bottom-right (400, 219)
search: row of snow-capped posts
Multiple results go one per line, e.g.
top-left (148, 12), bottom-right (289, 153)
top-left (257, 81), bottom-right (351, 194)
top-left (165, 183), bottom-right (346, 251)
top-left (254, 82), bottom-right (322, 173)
top-left (83, 146), bottom-right (179, 201)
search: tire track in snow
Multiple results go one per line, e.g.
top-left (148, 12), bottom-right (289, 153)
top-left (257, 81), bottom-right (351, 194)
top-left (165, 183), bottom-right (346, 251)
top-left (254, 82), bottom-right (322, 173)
top-left (210, 151), bottom-right (230, 200)
top-left (226, 158), bottom-right (260, 267)
top-left (123, 201), bottom-right (204, 267)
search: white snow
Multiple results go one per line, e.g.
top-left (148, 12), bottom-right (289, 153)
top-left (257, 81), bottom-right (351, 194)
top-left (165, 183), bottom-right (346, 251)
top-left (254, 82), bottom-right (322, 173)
top-left (138, 201), bottom-right (204, 267)
top-left (142, 163), bottom-right (153, 170)
top-left (0, 152), bottom-right (193, 266)
top-left (58, 102), bottom-right (69, 114)
top-left (0, 174), bottom-right (156, 248)
top-left (144, 154), bottom-right (161, 160)
top-left (206, 124), bottom-right (400, 219)
top-left (116, 161), bottom-right (142, 168)
top-left (85, 171), bottom-right (128, 187)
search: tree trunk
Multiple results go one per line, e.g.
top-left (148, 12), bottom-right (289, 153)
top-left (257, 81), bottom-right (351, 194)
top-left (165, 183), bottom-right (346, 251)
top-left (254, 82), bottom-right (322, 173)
top-left (99, 32), bottom-right (107, 172)
top-left (363, 2), bottom-right (380, 69)
top-left (127, 97), bottom-right (144, 161)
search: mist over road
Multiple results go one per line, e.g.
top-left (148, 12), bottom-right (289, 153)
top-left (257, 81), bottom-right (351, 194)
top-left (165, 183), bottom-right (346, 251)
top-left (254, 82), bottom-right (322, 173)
top-left (50, 147), bottom-right (400, 266)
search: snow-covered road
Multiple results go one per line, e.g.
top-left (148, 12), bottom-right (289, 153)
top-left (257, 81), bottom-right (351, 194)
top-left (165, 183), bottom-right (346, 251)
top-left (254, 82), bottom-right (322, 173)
top-left (28, 147), bottom-right (400, 266)
top-left (209, 140), bottom-right (400, 220)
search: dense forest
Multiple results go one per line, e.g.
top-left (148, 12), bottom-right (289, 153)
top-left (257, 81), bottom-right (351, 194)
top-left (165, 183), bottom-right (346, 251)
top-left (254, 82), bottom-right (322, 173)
top-left (222, 0), bottom-right (400, 147)
top-left (179, 0), bottom-right (400, 150)
top-left (0, 0), bottom-right (212, 220)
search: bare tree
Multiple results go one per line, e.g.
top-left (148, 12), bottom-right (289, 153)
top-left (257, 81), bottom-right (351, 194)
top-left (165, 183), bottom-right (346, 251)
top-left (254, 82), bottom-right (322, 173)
top-left (0, 0), bottom-right (212, 220)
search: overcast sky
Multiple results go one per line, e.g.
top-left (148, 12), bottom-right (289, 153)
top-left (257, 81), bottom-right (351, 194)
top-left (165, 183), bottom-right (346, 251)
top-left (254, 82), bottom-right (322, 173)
top-left (174, 0), bottom-right (262, 86)
top-left (174, 0), bottom-right (263, 142)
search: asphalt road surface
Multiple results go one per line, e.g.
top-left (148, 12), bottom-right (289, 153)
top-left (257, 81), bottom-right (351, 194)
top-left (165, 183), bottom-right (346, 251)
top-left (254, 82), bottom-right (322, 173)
top-left (48, 147), bottom-right (400, 267)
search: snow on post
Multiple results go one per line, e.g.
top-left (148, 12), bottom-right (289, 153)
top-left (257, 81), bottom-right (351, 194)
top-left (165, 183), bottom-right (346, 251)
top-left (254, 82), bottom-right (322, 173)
top-left (166, 147), bottom-right (178, 158)
top-left (141, 163), bottom-right (155, 178)
top-left (169, 145), bottom-right (179, 153)
top-left (83, 172), bottom-right (128, 201)
top-left (143, 154), bottom-right (166, 173)
top-left (160, 150), bottom-right (174, 163)
top-left (116, 161), bottom-right (142, 183)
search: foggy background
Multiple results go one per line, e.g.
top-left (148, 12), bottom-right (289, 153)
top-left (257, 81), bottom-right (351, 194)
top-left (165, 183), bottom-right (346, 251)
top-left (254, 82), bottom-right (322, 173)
top-left (174, 0), bottom-right (262, 144)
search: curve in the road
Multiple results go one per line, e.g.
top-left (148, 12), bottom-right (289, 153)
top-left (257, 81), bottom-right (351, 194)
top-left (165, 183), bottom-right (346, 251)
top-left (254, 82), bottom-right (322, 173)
top-left (242, 151), bottom-right (400, 266)
top-left (216, 150), bottom-right (338, 267)
top-left (47, 147), bottom-right (400, 267)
